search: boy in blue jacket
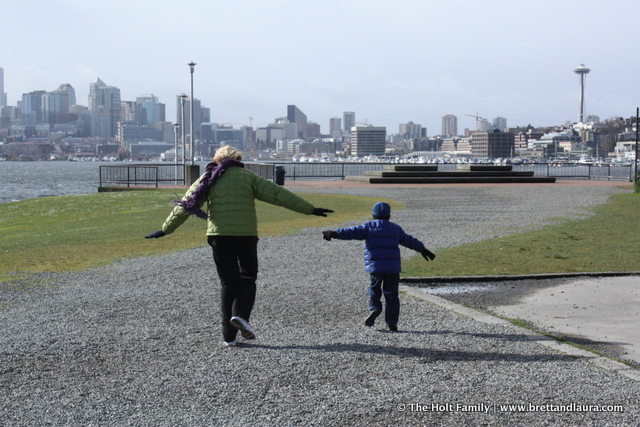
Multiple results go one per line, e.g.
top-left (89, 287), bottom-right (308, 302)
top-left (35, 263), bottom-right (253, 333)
top-left (323, 202), bottom-right (435, 331)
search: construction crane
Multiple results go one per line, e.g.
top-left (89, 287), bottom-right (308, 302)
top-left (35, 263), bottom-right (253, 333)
top-left (465, 113), bottom-right (482, 131)
top-left (354, 120), bottom-right (373, 127)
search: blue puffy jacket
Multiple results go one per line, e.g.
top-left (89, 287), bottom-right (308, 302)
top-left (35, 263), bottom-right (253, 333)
top-left (336, 219), bottom-right (425, 273)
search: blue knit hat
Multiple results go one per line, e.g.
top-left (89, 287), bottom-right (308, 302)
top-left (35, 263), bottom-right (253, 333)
top-left (372, 202), bottom-right (391, 219)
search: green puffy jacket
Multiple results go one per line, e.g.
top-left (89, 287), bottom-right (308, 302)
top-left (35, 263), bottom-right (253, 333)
top-left (161, 166), bottom-right (315, 236)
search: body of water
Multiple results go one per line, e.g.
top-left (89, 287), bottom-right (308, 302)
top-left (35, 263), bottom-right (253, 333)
top-left (0, 161), bottom-right (105, 204)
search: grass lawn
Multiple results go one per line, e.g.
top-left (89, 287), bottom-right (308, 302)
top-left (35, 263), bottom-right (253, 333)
top-left (402, 191), bottom-right (640, 277)
top-left (0, 190), bottom-right (400, 281)
top-left (2, 189), bottom-right (639, 282)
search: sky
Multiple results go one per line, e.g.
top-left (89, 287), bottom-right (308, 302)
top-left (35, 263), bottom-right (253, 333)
top-left (3, 0), bottom-right (639, 135)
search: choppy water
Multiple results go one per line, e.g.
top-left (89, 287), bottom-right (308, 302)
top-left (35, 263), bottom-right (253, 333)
top-left (0, 161), bottom-right (108, 204)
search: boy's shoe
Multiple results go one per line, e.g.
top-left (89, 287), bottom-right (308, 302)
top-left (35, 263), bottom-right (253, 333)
top-left (230, 316), bottom-right (256, 340)
top-left (388, 324), bottom-right (398, 332)
top-left (223, 340), bottom-right (237, 347)
top-left (365, 309), bottom-right (382, 327)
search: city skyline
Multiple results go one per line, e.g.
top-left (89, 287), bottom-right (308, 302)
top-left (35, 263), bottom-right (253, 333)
top-left (3, 1), bottom-right (638, 134)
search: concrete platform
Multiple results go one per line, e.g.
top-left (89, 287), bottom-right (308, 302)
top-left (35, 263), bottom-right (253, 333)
top-left (345, 164), bottom-right (557, 184)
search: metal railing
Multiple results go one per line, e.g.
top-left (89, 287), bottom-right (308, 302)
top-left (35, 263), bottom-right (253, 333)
top-left (99, 164), bottom-right (185, 188)
top-left (264, 162), bottom-right (634, 182)
top-left (99, 162), bottom-right (635, 188)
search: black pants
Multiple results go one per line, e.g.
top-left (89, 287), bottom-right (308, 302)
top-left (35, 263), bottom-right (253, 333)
top-left (207, 236), bottom-right (259, 342)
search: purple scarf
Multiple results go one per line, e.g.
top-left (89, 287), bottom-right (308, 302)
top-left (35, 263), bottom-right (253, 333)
top-left (173, 159), bottom-right (244, 219)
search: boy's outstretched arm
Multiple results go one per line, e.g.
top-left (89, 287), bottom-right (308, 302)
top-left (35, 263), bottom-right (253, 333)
top-left (323, 230), bottom-right (338, 241)
top-left (421, 247), bottom-right (436, 261)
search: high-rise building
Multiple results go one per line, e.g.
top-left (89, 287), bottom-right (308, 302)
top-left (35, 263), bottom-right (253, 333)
top-left (21, 91), bottom-right (46, 126)
top-left (176, 96), bottom-right (203, 139)
top-left (399, 121), bottom-right (424, 139)
top-left (442, 114), bottom-right (457, 137)
top-left (287, 105), bottom-right (307, 139)
top-left (0, 67), bottom-right (5, 107)
top-left (329, 117), bottom-right (342, 138)
top-left (137, 94), bottom-right (161, 127)
top-left (56, 84), bottom-right (76, 106)
top-left (343, 111), bottom-right (355, 133)
top-left (42, 90), bottom-right (70, 125)
top-left (89, 77), bottom-right (121, 138)
top-left (351, 126), bottom-right (386, 156)
top-left (493, 117), bottom-right (507, 131)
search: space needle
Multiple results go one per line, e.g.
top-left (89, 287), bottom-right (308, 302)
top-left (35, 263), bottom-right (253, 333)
top-left (574, 63), bottom-right (591, 123)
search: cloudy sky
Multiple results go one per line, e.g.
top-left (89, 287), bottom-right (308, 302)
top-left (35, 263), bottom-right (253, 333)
top-left (3, 0), bottom-right (638, 135)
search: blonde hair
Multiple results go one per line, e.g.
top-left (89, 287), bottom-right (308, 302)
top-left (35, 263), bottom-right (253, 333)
top-left (213, 145), bottom-right (242, 163)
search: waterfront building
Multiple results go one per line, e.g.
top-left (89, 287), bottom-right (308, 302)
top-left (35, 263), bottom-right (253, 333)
top-left (117, 121), bottom-right (164, 144)
top-left (89, 78), bottom-right (121, 138)
top-left (514, 130), bottom-right (543, 154)
top-left (528, 129), bottom-right (582, 158)
top-left (471, 130), bottom-right (515, 158)
top-left (351, 126), bottom-right (386, 156)
top-left (442, 114), bottom-right (457, 137)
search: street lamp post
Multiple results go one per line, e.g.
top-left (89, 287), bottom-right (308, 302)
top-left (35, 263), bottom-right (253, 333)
top-left (635, 107), bottom-right (639, 185)
top-left (188, 61), bottom-right (196, 164)
top-left (180, 93), bottom-right (187, 169)
top-left (173, 123), bottom-right (180, 184)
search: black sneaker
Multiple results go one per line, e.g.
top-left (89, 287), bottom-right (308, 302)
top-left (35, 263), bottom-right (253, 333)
top-left (388, 324), bottom-right (398, 332)
top-left (365, 309), bottom-right (382, 327)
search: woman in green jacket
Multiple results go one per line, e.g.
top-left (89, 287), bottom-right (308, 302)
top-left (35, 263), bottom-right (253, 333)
top-left (146, 146), bottom-right (333, 346)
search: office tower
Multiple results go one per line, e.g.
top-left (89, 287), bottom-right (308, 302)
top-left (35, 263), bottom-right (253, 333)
top-left (307, 122), bottom-right (320, 138)
top-left (89, 77), bottom-right (121, 137)
top-left (329, 117), bottom-right (342, 137)
top-left (574, 63), bottom-right (591, 123)
top-left (399, 121), bottom-right (423, 139)
top-left (493, 116), bottom-right (507, 131)
top-left (120, 101), bottom-right (138, 123)
top-left (287, 105), bottom-right (307, 138)
top-left (0, 67), bottom-right (4, 107)
top-left (351, 126), bottom-right (386, 156)
top-left (136, 94), bottom-right (161, 126)
top-left (42, 90), bottom-right (70, 125)
top-left (21, 91), bottom-right (46, 126)
top-left (56, 84), bottom-right (76, 106)
top-left (176, 96), bottom-right (203, 139)
top-left (471, 130), bottom-right (515, 158)
top-left (442, 114), bottom-right (457, 137)
top-left (343, 111), bottom-right (355, 132)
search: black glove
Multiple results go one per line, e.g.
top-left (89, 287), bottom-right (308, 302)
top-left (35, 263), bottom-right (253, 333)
top-left (145, 230), bottom-right (166, 239)
top-left (312, 208), bottom-right (334, 217)
top-left (323, 230), bottom-right (338, 241)
top-left (421, 248), bottom-right (436, 261)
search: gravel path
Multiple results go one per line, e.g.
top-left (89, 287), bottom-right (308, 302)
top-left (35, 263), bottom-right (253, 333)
top-left (1, 184), bottom-right (638, 426)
